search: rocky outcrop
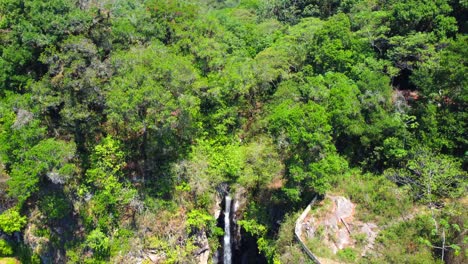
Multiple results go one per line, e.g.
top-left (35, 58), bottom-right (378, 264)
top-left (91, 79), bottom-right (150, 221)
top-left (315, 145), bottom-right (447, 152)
top-left (194, 231), bottom-right (210, 264)
top-left (232, 187), bottom-right (248, 254)
top-left (295, 196), bottom-right (321, 264)
top-left (301, 195), bottom-right (379, 257)
top-left (24, 222), bottom-right (52, 263)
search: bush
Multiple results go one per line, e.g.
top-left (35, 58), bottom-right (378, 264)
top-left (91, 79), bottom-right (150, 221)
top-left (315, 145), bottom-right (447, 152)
top-left (337, 248), bottom-right (357, 263)
top-left (0, 209), bottom-right (27, 235)
top-left (39, 193), bottom-right (71, 220)
top-left (85, 229), bottom-right (110, 260)
top-left (352, 232), bottom-right (368, 247)
top-left (186, 209), bottom-right (219, 235)
top-left (337, 173), bottom-right (412, 224)
top-left (0, 239), bottom-right (13, 256)
top-left (371, 215), bottom-right (437, 263)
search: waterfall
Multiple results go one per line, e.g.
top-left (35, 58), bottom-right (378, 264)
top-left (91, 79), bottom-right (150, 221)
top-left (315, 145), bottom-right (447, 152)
top-left (224, 195), bottom-right (232, 264)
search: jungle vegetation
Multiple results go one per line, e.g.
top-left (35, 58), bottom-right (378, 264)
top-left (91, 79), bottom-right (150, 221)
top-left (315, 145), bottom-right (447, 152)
top-left (0, 0), bottom-right (466, 263)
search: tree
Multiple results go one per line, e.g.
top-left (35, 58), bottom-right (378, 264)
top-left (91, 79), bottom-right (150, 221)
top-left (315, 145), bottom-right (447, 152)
top-left (0, 95), bottom-right (46, 166)
top-left (390, 0), bottom-right (456, 36)
top-left (83, 136), bottom-right (137, 230)
top-left (324, 72), bottom-right (364, 139)
top-left (0, 0), bottom-right (93, 92)
top-left (386, 148), bottom-right (466, 203)
top-left (240, 137), bottom-right (284, 190)
top-left (411, 35), bottom-right (467, 155)
top-left (8, 138), bottom-right (76, 203)
top-left (105, 43), bottom-right (201, 170)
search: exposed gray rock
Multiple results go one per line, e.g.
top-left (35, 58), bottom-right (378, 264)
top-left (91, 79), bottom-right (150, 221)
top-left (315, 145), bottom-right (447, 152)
top-left (213, 193), bottom-right (222, 220)
top-left (360, 223), bottom-right (378, 256)
top-left (194, 231), bottom-right (210, 264)
top-left (12, 109), bottom-right (33, 129)
top-left (300, 195), bottom-right (380, 256)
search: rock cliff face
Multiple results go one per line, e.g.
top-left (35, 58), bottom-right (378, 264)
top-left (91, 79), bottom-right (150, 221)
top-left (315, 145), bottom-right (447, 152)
top-left (212, 186), bottom-right (267, 264)
top-left (232, 187), bottom-right (248, 254)
top-left (23, 209), bottom-right (54, 264)
top-left (212, 194), bottom-right (222, 221)
top-left (194, 231), bottom-right (210, 264)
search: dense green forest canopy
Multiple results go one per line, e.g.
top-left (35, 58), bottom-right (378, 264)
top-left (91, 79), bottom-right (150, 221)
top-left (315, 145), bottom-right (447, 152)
top-left (0, 0), bottom-right (466, 263)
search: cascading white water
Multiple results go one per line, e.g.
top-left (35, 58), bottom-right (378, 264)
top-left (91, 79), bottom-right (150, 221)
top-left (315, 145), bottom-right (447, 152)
top-left (224, 195), bottom-right (232, 264)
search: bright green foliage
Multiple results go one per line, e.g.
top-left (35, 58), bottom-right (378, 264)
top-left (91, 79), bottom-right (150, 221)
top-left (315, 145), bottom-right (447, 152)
top-left (239, 218), bottom-right (279, 262)
top-left (0, 209), bottom-right (27, 235)
top-left (311, 13), bottom-right (357, 74)
top-left (371, 215), bottom-right (439, 263)
top-left (191, 139), bottom-right (244, 180)
top-left (0, 240), bottom-right (13, 256)
top-left (240, 137), bottom-right (283, 190)
top-left (324, 72), bottom-right (364, 138)
top-left (307, 153), bottom-right (348, 194)
top-left (269, 100), bottom-right (331, 151)
top-left (383, 137), bottom-right (408, 161)
top-left (84, 136), bottom-right (137, 230)
top-left (337, 248), bottom-right (357, 262)
top-left (108, 229), bottom-right (134, 258)
top-left (268, 98), bottom-right (341, 197)
top-left (238, 218), bottom-right (267, 237)
top-left (338, 172), bottom-right (413, 224)
top-left (0, 0), bottom-right (465, 262)
top-left (145, 235), bottom-right (198, 263)
top-left (85, 229), bottom-right (110, 260)
top-left (186, 209), bottom-right (221, 236)
top-left (88, 136), bottom-right (126, 179)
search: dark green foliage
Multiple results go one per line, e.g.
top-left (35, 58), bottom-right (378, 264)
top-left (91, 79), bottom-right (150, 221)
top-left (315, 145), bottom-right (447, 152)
top-left (39, 193), bottom-right (71, 220)
top-left (8, 138), bottom-right (76, 203)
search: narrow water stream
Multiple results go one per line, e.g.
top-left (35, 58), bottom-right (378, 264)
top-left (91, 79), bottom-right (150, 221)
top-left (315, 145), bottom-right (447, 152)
top-left (224, 195), bottom-right (232, 264)
top-left (217, 192), bottom-right (266, 264)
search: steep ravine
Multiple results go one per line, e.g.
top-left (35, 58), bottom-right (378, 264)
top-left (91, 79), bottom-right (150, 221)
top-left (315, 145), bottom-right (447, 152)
top-left (214, 189), bottom-right (267, 264)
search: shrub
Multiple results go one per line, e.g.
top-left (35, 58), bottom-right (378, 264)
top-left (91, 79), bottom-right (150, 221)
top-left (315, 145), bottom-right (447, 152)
top-left (0, 239), bottom-right (13, 256)
top-left (39, 193), bottom-right (71, 220)
top-left (337, 248), bottom-right (357, 263)
top-left (337, 173), bottom-right (412, 224)
top-left (85, 229), bottom-right (110, 260)
top-left (186, 209), bottom-right (219, 235)
top-left (0, 209), bottom-right (27, 235)
top-left (352, 232), bottom-right (368, 247)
